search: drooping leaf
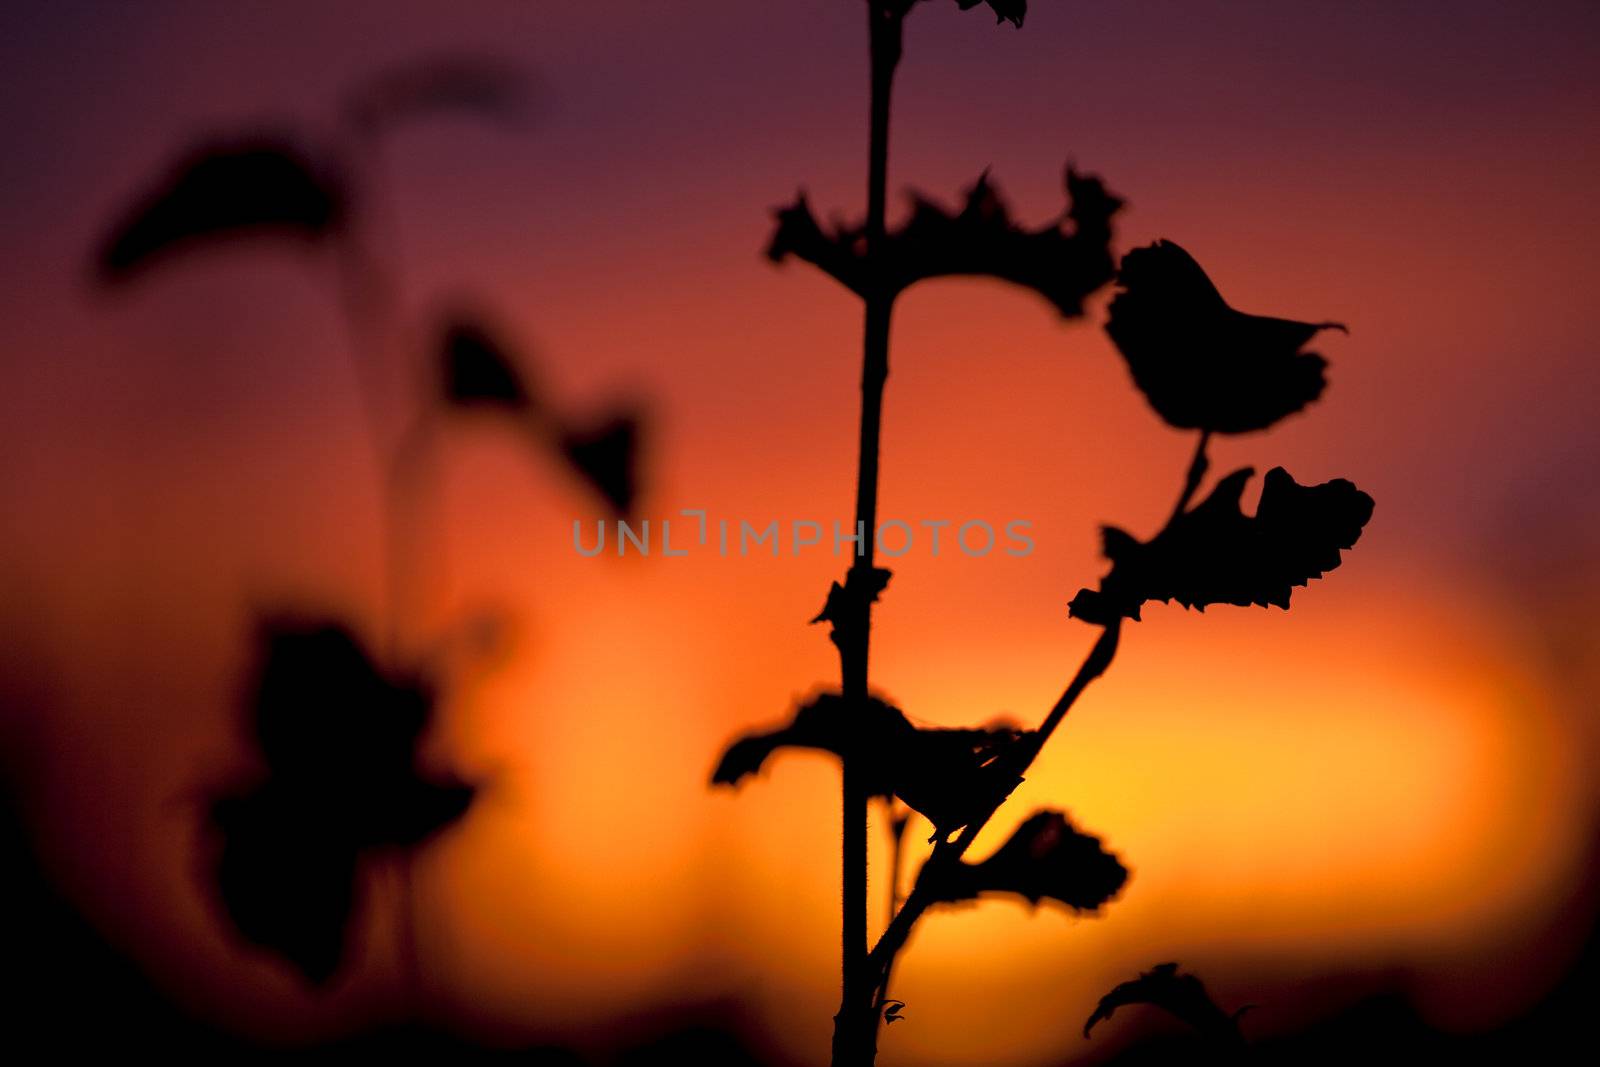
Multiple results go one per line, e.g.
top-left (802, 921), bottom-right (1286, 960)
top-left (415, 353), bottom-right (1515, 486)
top-left (344, 53), bottom-right (528, 133)
top-left (559, 412), bottom-right (640, 519)
top-left (440, 319), bottom-right (533, 410)
top-left (210, 783), bottom-right (356, 985)
top-left (711, 693), bottom-right (1030, 841)
top-left (955, 0), bottom-right (1026, 27)
top-left (926, 809), bottom-right (1127, 912)
top-left (1069, 466), bottom-right (1373, 625)
top-left (96, 138), bottom-right (343, 282)
top-left (768, 166), bottom-right (1120, 316)
top-left (1105, 240), bottom-right (1346, 433)
top-left (1084, 962), bottom-right (1247, 1045)
top-left (811, 566), bottom-right (893, 653)
top-left (207, 619), bottom-right (476, 982)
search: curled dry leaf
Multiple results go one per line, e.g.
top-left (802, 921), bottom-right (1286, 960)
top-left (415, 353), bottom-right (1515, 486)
top-left (208, 619), bottom-right (475, 983)
top-left (96, 138), bottom-right (343, 283)
top-left (711, 692), bottom-right (1031, 842)
top-left (1106, 240), bottom-right (1346, 433)
top-left (768, 167), bottom-right (1120, 316)
top-left (811, 566), bottom-right (893, 653)
top-left (926, 809), bottom-right (1127, 912)
top-left (1069, 466), bottom-right (1374, 625)
top-left (1084, 962), bottom-right (1247, 1045)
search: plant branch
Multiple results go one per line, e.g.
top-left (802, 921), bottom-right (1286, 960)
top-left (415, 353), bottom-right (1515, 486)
top-left (831, 5), bottom-right (904, 1066)
top-left (864, 621), bottom-right (1122, 990)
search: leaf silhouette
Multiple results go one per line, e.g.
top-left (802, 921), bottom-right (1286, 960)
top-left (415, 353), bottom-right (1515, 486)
top-left (207, 619), bottom-right (475, 982)
top-left (712, 693), bottom-right (1030, 841)
top-left (96, 138), bottom-right (343, 283)
top-left (440, 319), bottom-right (533, 410)
top-left (768, 166), bottom-right (1119, 316)
top-left (345, 54), bottom-right (528, 133)
top-left (1069, 466), bottom-right (1374, 625)
top-left (559, 412), bottom-right (639, 519)
top-left (1105, 240), bottom-right (1347, 433)
top-left (955, 0), bottom-right (1026, 27)
top-left (211, 783), bottom-right (357, 985)
top-left (926, 809), bottom-right (1127, 912)
top-left (1084, 962), bottom-right (1247, 1045)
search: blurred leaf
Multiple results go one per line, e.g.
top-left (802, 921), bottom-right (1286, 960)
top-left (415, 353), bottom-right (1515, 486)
top-left (96, 138), bottom-right (343, 282)
top-left (207, 619), bottom-right (476, 983)
top-left (955, 0), bottom-right (1026, 27)
top-left (883, 1000), bottom-right (907, 1024)
top-left (712, 693), bottom-right (1030, 841)
top-left (768, 166), bottom-right (1120, 316)
top-left (211, 783), bottom-right (356, 985)
top-left (1105, 240), bottom-right (1346, 433)
top-left (559, 412), bottom-right (640, 519)
top-left (926, 809), bottom-right (1127, 912)
top-left (1069, 466), bottom-right (1373, 625)
top-left (1084, 962), bottom-right (1247, 1045)
top-left (440, 319), bottom-right (533, 410)
top-left (345, 54), bottom-right (529, 133)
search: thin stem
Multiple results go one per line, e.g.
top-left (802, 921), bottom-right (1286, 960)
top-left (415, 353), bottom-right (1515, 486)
top-left (864, 622), bottom-right (1122, 988)
top-left (832, 5), bottom-right (903, 1066)
top-left (1168, 429), bottom-right (1212, 525)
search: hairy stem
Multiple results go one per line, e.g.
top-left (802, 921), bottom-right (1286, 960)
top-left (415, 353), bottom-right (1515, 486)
top-left (831, 5), bottom-right (903, 1066)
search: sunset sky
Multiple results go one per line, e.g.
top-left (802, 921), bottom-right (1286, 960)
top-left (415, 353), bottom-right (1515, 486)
top-left (2, 2), bottom-right (1598, 1063)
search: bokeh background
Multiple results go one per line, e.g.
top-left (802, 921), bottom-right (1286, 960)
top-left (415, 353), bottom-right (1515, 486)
top-left (2, 1), bottom-right (1597, 1063)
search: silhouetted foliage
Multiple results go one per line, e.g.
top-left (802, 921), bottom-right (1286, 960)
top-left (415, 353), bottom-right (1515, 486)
top-left (768, 167), bottom-right (1120, 316)
top-left (1070, 466), bottom-right (1374, 624)
top-left (925, 809), bottom-right (1127, 912)
top-left (718, 4), bottom-right (1374, 1063)
top-left (713, 693), bottom-right (1031, 842)
top-left (559, 412), bottom-right (640, 519)
top-left (96, 139), bottom-right (343, 283)
top-left (956, 0), bottom-right (1027, 27)
top-left (811, 565), bottom-right (893, 653)
top-left (207, 619), bottom-right (475, 983)
top-left (1085, 962), bottom-right (1248, 1046)
top-left (344, 54), bottom-right (528, 134)
top-left (441, 319), bottom-right (535, 410)
top-left (1106, 240), bottom-right (1346, 433)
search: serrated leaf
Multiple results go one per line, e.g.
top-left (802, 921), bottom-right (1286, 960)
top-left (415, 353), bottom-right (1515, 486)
top-left (711, 693), bottom-right (1030, 841)
top-left (1069, 466), bottom-right (1373, 624)
top-left (96, 138), bottom-right (343, 282)
top-left (927, 809), bottom-right (1127, 912)
top-left (955, 0), bottom-right (1026, 27)
top-left (769, 166), bottom-right (1119, 316)
top-left (1084, 962), bottom-right (1247, 1045)
top-left (1105, 240), bottom-right (1346, 433)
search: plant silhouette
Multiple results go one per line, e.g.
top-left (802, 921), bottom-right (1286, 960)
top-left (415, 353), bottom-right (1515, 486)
top-left (1084, 962), bottom-right (1249, 1047)
top-left (712, 3), bottom-right (1373, 1064)
top-left (209, 620), bottom-right (475, 983)
top-left (88, 56), bottom-right (645, 992)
